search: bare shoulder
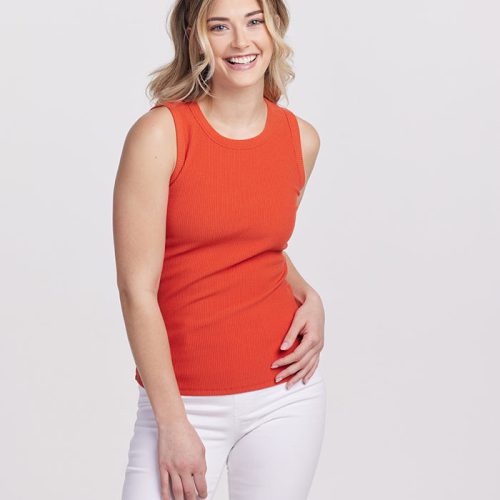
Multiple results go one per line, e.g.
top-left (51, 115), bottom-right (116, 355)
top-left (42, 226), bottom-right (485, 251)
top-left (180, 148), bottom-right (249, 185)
top-left (118, 105), bottom-right (177, 180)
top-left (295, 115), bottom-right (321, 184)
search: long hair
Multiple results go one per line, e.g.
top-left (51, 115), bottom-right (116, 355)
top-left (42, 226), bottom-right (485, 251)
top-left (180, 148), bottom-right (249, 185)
top-left (145, 0), bottom-right (295, 106)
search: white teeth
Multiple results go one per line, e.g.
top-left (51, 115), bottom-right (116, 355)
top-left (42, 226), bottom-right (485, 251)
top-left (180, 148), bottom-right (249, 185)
top-left (227, 55), bottom-right (257, 64)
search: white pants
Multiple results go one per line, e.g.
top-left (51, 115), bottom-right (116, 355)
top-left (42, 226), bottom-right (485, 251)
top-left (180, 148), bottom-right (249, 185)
top-left (121, 368), bottom-right (327, 500)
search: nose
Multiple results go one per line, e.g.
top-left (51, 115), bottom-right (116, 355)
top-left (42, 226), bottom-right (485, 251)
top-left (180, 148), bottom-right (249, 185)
top-left (231, 26), bottom-right (250, 49)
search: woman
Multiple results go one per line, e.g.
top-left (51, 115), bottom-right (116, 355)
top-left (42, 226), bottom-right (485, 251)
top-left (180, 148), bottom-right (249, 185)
top-left (114, 0), bottom-right (326, 498)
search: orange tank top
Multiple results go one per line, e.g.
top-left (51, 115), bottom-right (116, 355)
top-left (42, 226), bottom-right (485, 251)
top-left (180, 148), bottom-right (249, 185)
top-left (135, 96), bottom-right (305, 395)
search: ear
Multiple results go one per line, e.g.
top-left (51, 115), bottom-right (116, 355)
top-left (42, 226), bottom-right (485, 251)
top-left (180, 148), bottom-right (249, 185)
top-left (274, 14), bottom-right (280, 29)
top-left (186, 26), bottom-right (192, 37)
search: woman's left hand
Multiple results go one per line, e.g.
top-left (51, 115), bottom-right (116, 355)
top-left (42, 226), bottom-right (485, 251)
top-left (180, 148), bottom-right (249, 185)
top-left (271, 290), bottom-right (325, 389)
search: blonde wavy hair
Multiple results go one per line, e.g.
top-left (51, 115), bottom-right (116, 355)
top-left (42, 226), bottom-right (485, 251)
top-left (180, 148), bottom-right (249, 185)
top-left (146, 0), bottom-right (295, 106)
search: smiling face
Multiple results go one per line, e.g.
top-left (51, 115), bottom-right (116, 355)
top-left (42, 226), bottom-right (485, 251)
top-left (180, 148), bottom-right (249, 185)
top-left (204, 0), bottom-right (276, 89)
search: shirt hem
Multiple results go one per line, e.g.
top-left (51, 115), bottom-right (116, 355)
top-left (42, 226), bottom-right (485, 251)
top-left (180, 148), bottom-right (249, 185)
top-left (135, 375), bottom-right (291, 396)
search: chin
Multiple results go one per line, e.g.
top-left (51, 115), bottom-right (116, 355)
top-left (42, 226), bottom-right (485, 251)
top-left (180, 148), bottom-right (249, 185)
top-left (229, 78), bottom-right (265, 88)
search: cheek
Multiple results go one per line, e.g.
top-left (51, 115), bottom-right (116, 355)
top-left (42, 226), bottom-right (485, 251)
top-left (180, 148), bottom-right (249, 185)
top-left (255, 34), bottom-right (273, 57)
top-left (209, 39), bottom-right (227, 58)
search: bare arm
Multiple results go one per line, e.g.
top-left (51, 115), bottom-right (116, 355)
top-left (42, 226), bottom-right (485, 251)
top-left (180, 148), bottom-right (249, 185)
top-left (284, 116), bottom-right (322, 305)
top-left (283, 252), bottom-right (318, 304)
top-left (274, 116), bottom-right (324, 386)
top-left (112, 105), bottom-right (186, 427)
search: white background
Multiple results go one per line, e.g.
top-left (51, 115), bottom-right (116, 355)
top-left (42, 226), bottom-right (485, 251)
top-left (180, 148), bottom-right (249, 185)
top-left (1, 1), bottom-right (499, 498)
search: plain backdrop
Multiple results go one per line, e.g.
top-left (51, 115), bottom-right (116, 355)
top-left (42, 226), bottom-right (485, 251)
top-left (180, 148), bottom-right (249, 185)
top-left (1, 1), bottom-right (499, 499)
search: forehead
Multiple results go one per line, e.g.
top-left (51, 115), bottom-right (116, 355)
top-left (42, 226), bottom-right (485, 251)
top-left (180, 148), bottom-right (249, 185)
top-left (206, 0), bottom-right (263, 19)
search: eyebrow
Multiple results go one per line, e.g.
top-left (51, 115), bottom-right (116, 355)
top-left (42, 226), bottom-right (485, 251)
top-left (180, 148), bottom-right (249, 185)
top-left (207, 10), bottom-right (263, 22)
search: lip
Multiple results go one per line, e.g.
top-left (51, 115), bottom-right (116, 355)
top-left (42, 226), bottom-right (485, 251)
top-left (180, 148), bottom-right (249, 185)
top-left (224, 53), bottom-right (259, 60)
top-left (223, 54), bottom-right (259, 72)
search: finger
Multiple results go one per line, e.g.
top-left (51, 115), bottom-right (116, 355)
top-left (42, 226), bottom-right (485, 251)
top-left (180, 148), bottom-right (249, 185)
top-left (170, 473), bottom-right (184, 500)
top-left (272, 335), bottom-right (320, 369)
top-left (279, 312), bottom-right (306, 350)
top-left (286, 356), bottom-right (317, 389)
top-left (159, 468), bottom-right (171, 500)
top-left (275, 350), bottom-right (316, 383)
top-left (180, 472), bottom-right (198, 500)
top-left (303, 356), bottom-right (320, 384)
top-left (193, 470), bottom-right (208, 499)
top-left (298, 356), bottom-right (319, 385)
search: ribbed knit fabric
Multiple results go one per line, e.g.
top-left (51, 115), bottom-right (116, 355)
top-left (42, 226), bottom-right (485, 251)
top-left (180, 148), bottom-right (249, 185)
top-left (135, 97), bottom-right (306, 395)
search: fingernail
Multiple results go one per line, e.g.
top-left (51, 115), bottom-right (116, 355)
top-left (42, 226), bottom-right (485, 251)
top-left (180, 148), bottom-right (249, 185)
top-left (280, 341), bottom-right (289, 350)
top-left (271, 363), bottom-right (278, 369)
top-left (275, 376), bottom-right (282, 382)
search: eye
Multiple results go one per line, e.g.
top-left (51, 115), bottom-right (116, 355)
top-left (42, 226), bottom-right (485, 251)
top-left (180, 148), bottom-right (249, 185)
top-left (209, 24), bottom-right (227, 32)
top-left (209, 19), bottom-right (265, 32)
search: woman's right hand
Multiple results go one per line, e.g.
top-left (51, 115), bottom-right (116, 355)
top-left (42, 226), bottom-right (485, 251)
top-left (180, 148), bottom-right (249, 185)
top-left (157, 419), bottom-right (208, 500)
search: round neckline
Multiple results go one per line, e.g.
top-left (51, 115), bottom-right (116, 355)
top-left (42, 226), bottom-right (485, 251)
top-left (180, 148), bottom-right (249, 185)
top-left (188, 97), bottom-right (273, 149)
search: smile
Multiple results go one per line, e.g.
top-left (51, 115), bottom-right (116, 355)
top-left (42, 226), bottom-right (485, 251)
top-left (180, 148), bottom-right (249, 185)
top-left (223, 54), bottom-right (259, 71)
top-left (225, 54), bottom-right (258, 65)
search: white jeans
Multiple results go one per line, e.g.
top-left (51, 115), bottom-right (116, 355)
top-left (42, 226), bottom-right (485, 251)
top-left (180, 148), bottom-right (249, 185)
top-left (121, 367), bottom-right (327, 500)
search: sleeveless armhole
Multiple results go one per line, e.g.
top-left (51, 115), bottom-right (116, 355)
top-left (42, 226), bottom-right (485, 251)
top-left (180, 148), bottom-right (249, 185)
top-left (149, 101), bottom-right (187, 186)
top-left (282, 108), bottom-right (306, 190)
